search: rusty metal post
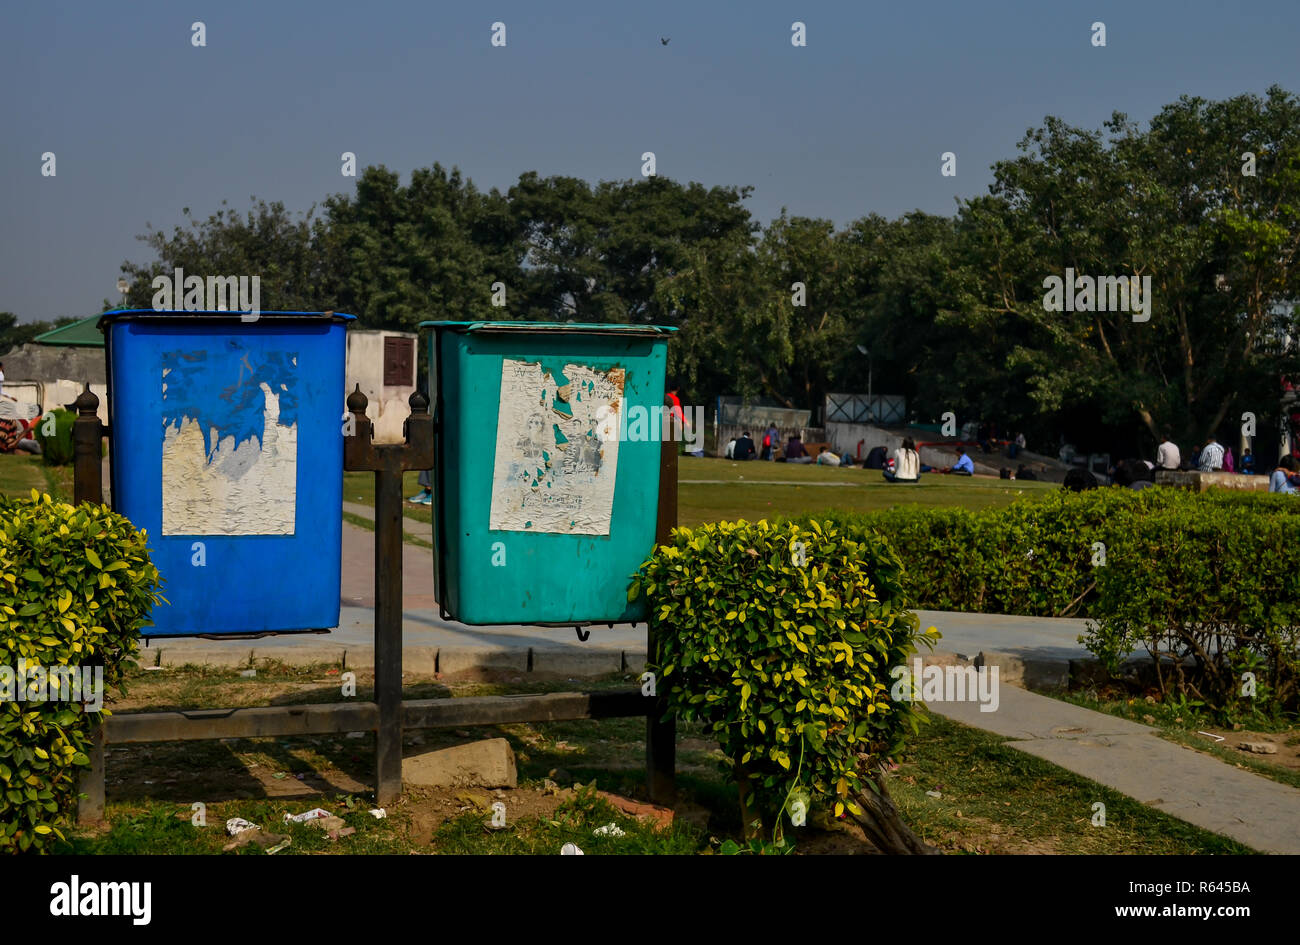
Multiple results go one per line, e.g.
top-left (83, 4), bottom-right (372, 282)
top-left (344, 385), bottom-right (435, 805)
top-left (646, 395), bottom-right (679, 804)
top-left (73, 384), bottom-right (105, 505)
top-left (72, 383), bottom-right (108, 823)
top-left (76, 724), bottom-right (105, 824)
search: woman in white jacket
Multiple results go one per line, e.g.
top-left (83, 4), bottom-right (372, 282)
top-left (883, 437), bottom-right (921, 483)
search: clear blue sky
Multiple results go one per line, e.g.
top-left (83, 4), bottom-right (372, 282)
top-left (3, 0), bottom-right (1299, 322)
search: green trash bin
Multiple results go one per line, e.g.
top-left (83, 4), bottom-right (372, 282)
top-left (423, 321), bottom-right (676, 626)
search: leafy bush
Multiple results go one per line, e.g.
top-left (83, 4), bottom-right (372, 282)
top-left (791, 487), bottom-right (1299, 618)
top-left (789, 488), bottom-right (1300, 715)
top-left (632, 519), bottom-right (936, 848)
top-left (0, 491), bottom-right (161, 852)
top-left (1083, 504), bottom-right (1300, 717)
top-left (33, 408), bottom-right (74, 466)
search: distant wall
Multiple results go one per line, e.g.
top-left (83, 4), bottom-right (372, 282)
top-left (716, 399), bottom-right (813, 457)
top-left (2, 378), bottom-right (108, 424)
top-left (347, 330), bottom-right (417, 444)
top-left (826, 421), bottom-right (1013, 474)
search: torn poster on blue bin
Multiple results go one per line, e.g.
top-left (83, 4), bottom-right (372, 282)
top-left (489, 358), bottom-right (624, 535)
top-left (160, 346), bottom-right (298, 536)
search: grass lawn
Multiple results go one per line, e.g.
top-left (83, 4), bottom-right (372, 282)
top-left (342, 457), bottom-right (1057, 534)
top-left (344, 470), bottom-right (432, 527)
top-left (677, 455), bottom-right (1057, 526)
top-left (0, 452), bottom-right (48, 496)
top-left (3, 435), bottom-right (1052, 531)
top-left (61, 664), bottom-right (1254, 855)
top-left (0, 452), bottom-right (74, 501)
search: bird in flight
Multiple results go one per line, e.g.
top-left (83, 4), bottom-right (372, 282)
top-left (660, 37), bottom-right (670, 45)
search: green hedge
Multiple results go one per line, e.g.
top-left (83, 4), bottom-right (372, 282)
top-left (792, 489), bottom-right (1300, 618)
top-left (33, 409), bottom-right (74, 466)
top-left (1083, 503), bottom-right (1300, 714)
top-left (789, 488), bottom-right (1300, 715)
top-left (632, 519), bottom-right (934, 840)
top-left (0, 492), bottom-right (161, 853)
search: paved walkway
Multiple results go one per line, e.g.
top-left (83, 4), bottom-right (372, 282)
top-left (928, 687), bottom-right (1300, 854)
top-left (140, 521), bottom-right (644, 677)
top-left (142, 517), bottom-right (1093, 678)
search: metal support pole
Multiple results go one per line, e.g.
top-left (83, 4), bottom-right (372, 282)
top-left (72, 383), bottom-right (107, 823)
top-left (72, 384), bottom-right (105, 505)
top-left (646, 395), bottom-right (678, 805)
top-left (373, 451), bottom-right (405, 805)
top-left (76, 725), bottom-right (105, 824)
top-left (344, 386), bottom-right (435, 806)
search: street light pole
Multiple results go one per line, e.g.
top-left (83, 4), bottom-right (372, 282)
top-left (858, 344), bottom-right (872, 423)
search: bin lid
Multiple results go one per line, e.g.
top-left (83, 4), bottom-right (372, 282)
top-left (420, 320), bottom-right (675, 336)
top-left (97, 310), bottom-right (356, 331)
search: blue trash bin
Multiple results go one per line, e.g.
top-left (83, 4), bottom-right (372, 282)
top-left (100, 310), bottom-right (352, 637)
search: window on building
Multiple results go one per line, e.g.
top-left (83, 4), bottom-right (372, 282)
top-left (383, 336), bottom-right (414, 387)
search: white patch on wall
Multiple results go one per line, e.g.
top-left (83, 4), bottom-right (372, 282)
top-left (161, 382), bottom-right (297, 535)
top-left (489, 359), bottom-right (624, 535)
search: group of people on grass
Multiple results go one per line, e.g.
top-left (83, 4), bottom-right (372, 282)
top-left (728, 429), bottom-right (845, 465)
top-left (1152, 429), bottom-right (1300, 493)
top-left (1153, 431), bottom-right (1256, 475)
top-left (726, 430), bottom-right (974, 483)
top-left (724, 417), bottom-right (1300, 495)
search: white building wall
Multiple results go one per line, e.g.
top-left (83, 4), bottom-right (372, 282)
top-left (346, 330), bottom-right (417, 444)
top-left (2, 379), bottom-right (109, 424)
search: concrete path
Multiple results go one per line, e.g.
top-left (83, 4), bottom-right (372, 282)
top-left (916, 609), bottom-right (1092, 662)
top-left (139, 521), bottom-right (647, 677)
top-left (928, 686), bottom-right (1300, 854)
top-left (139, 547), bottom-right (1103, 680)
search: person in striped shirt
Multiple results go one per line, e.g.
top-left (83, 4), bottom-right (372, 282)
top-left (1197, 436), bottom-right (1225, 472)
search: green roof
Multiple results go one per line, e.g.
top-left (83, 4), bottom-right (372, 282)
top-left (33, 313), bottom-right (105, 347)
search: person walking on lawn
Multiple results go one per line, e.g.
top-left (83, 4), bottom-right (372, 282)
top-left (408, 468), bottom-right (433, 505)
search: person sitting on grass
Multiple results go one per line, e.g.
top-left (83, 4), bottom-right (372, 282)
top-left (783, 434), bottom-right (812, 464)
top-left (883, 438), bottom-right (920, 483)
top-left (733, 431), bottom-right (756, 461)
top-left (941, 445), bottom-right (974, 475)
top-left (0, 417), bottom-right (40, 455)
top-left (1269, 455), bottom-right (1300, 494)
top-left (1062, 467), bottom-right (1100, 491)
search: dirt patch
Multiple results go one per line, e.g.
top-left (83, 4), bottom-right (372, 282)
top-left (106, 735), bottom-right (373, 804)
top-left (400, 785), bottom-right (569, 847)
top-left (1185, 727), bottom-right (1300, 772)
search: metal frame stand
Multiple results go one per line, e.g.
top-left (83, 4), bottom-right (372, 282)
top-left (73, 384), bottom-right (677, 822)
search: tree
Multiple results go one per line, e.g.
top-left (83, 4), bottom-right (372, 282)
top-left (0, 312), bottom-right (81, 357)
top-left (508, 173), bottom-right (757, 327)
top-left (655, 235), bottom-right (788, 405)
top-left (119, 199), bottom-right (334, 312)
top-left (969, 87), bottom-right (1300, 446)
top-left (324, 164), bottom-right (520, 332)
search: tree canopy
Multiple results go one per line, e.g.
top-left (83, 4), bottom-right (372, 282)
top-left (109, 86), bottom-right (1300, 454)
